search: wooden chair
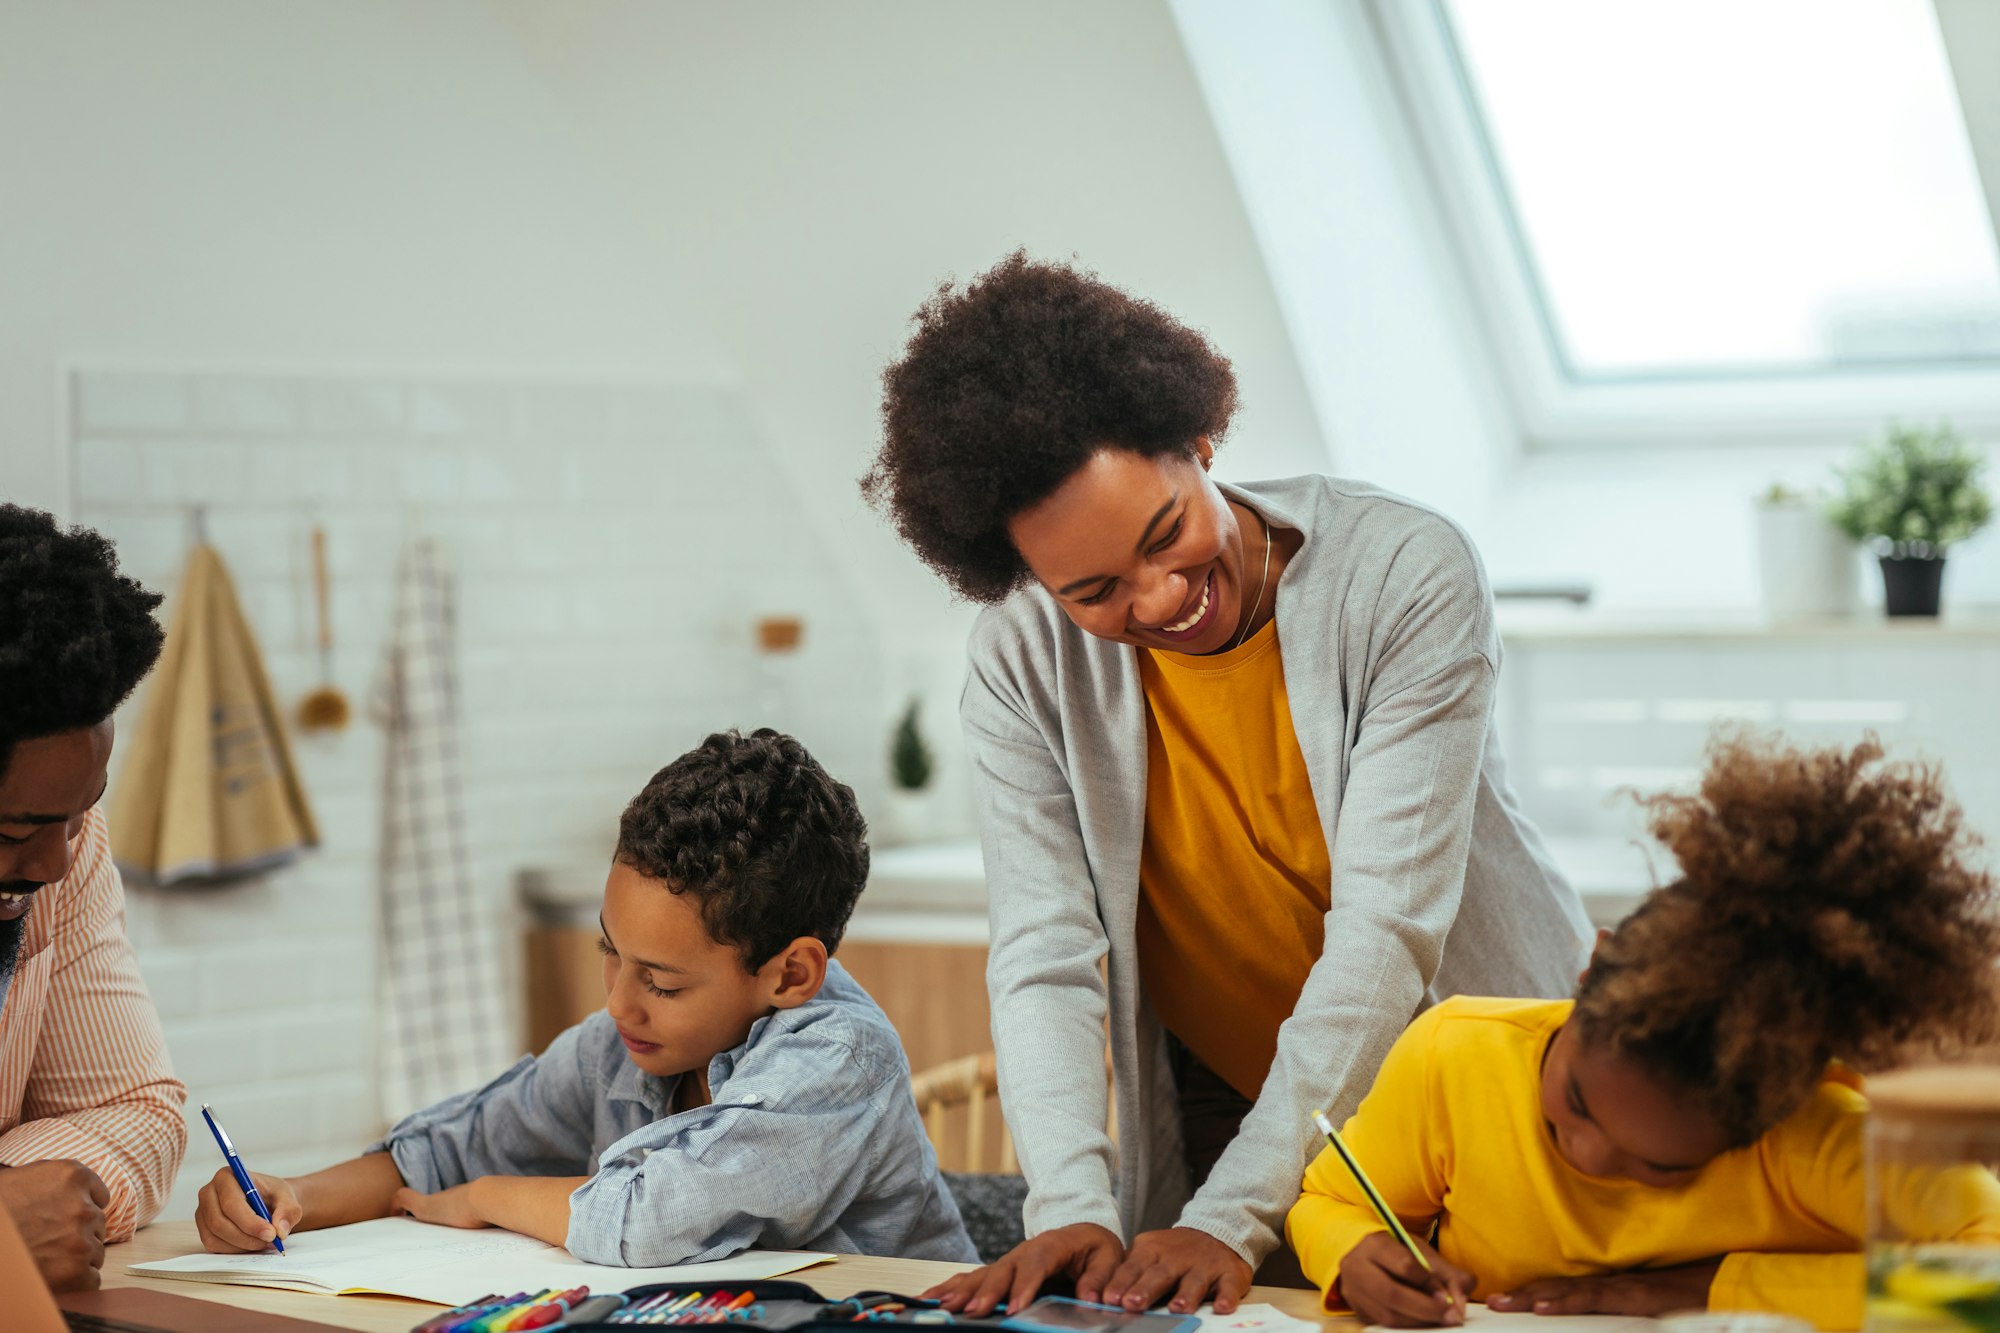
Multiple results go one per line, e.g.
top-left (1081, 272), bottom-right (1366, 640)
top-left (911, 1051), bottom-right (1016, 1173)
top-left (910, 1051), bottom-right (1119, 1175)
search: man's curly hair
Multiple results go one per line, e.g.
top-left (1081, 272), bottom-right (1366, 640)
top-left (0, 505), bottom-right (165, 778)
top-left (615, 729), bottom-right (869, 971)
top-left (861, 251), bottom-right (1239, 603)
top-left (1577, 734), bottom-right (2000, 1145)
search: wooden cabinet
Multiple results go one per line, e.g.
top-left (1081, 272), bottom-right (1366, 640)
top-left (524, 926), bottom-right (607, 1054)
top-left (834, 940), bottom-right (991, 1074)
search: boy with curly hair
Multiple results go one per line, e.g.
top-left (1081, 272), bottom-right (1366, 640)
top-left (1290, 735), bottom-right (2000, 1330)
top-left (196, 729), bottom-right (976, 1266)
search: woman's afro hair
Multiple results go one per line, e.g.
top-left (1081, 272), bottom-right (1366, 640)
top-left (861, 251), bottom-right (1238, 603)
top-left (1577, 734), bottom-right (2000, 1143)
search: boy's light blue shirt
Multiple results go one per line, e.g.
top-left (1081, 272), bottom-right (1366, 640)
top-left (371, 960), bottom-right (977, 1266)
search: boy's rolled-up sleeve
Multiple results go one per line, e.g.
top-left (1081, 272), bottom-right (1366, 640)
top-left (374, 1016), bottom-right (602, 1192)
top-left (564, 1026), bottom-right (898, 1267)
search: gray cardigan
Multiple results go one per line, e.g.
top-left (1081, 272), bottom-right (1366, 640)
top-left (961, 474), bottom-right (1591, 1266)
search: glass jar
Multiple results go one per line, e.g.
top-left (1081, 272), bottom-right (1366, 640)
top-left (1868, 1067), bottom-right (2000, 1333)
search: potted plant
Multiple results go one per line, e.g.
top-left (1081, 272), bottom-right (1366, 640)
top-left (1831, 422), bottom-right (1992, 617)
top-left (1751, 482), bottom-right (1857, 622)
top-left (884, 697), bottom-right (936, 844)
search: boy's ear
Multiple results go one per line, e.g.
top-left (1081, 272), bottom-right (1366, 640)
top-left (763, 936), bottom-right (829, 1009)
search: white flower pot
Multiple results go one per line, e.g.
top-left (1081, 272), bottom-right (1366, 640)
top-left (881, 787), bottom-right (940, 847)
top-left (1754, 503), bottom-right (1858, 621)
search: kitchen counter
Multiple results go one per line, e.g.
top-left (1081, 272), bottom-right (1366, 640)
top-left (1496, 602), bottom-right (2000, 642)
top-left (856, 834), bottom-right (1655, 941)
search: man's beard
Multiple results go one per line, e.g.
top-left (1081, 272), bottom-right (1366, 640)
top-left (0, 880), bottom-right (35, 976)
top-left (0, 913), bottom-right (22, 976)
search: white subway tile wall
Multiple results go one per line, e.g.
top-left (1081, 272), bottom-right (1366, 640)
top-left (69, 369), bottom-right (887, 1221)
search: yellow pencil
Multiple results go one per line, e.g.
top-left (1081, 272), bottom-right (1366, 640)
top-left (1311, 1109), bottom-right (1463, 1316)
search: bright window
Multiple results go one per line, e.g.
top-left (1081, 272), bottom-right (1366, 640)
top-left (1442, 0), bottom-right (2000, 380)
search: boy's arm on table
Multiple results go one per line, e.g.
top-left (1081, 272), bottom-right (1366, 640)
top-left (1286, 1006), bottom-right (1449, 1306)
top-left (376, 1017), bottom-right (604, 1195)
top-left (395, 1172), bottom-right (589, 1246)
top-left (292, 1153), bottom-right (409, 1230)
top-left (196, 1150), bottom-right (406, 1251)
top-left (205, 1016), bottom-right (606, 1247)
top-left (201, 1149), bottom-right (581, 1249)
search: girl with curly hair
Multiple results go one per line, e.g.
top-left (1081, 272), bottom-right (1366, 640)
top-left (1290, 736), bottom-right (2000, 1329)
top-left (861, 254), bottom-right (1590, 1314)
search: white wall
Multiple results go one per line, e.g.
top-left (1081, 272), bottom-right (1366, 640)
top-left (3, 0), bottom-right (1329, 817)
top-left (0, 1), bottom-right (733, 511)
top-left (0, 1), bottom-right (1326, 1214)
top-left (495, 0), bottom-right (1332, 762)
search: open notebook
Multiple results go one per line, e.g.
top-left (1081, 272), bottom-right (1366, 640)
top-left (128, 1217), bottom-right (833, 1307)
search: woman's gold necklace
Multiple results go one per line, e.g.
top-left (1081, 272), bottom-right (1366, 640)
top-left (1228, 511), bottom-right (1272, 652)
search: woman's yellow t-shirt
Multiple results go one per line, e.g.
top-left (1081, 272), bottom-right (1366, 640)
top-left (1136, 618), bottom-right (1331, 1099)
top-left (1287, 996), bottom-right (2000, 1332)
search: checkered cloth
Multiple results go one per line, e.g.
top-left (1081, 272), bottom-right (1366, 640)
top-left (370, 538), bottom-right (512, 1119)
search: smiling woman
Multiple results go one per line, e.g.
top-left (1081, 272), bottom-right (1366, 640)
top-left (861, 253), bottom-right (1592, 1317)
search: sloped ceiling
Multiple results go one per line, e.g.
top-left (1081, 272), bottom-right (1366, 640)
top-left (493, 0), bottom-right (1332, 647)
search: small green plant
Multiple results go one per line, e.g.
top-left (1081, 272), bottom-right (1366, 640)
top-left (1831, 422), bottom-right (1992, 557)
top-left (1757, 482), bottom-right (1812, 507)
top-left (890, 697), bottom-right (933, 791)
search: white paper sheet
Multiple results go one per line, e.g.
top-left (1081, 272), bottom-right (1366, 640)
top-left (128, 1216), bottom-right (834, 1306)
top-left (1364, 1309), bottom-right (1660, 1332)
top-left (1193, 1301), bottom-right (1323, 1333)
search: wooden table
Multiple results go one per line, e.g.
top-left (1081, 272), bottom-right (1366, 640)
top-left (103, 1222), bottom-right (1350, 1333)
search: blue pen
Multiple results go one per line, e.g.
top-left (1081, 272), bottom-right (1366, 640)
top-left (201, 1103), bottom-right (284, 1253)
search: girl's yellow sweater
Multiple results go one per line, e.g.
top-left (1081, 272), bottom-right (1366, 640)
top-left (1287, 997), bottom-right (2000, 1331)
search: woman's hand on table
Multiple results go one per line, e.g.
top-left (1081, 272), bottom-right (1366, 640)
top-left (194, 1166), bottom-right (301, 1254)
top-left (924, 1222), bottom-right (1126, 1317)
top-left (1102, 1227), bottom-right (1252, 1315)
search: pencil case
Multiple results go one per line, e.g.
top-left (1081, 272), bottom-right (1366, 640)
top-left (467, 1279), bottom-right (948, 1331)
top-left (442, 1279), bottom-right (1202, 1333)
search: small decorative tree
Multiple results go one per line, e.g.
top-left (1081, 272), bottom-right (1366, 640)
top-left (1831, 422), bottom-right (1992, 616)
top-left (1831, 422), bottom-right (1991, 557)
top-left (890, 697), bottom-right (933, 791)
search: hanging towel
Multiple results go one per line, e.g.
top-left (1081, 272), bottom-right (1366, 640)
top-left (371, 538), bottom-right (512, 1118)
top-left (109, 545), bottom-right (318, 884)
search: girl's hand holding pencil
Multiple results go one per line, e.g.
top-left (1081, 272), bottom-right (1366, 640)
top-left (1311, 1109), bottom-right (1474, 1328)
top-left (1336, 1231), bottom-right (1475, 1329)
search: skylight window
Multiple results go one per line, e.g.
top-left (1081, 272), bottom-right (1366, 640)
top-left (1441, 0), bottom-right (2000, 380)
